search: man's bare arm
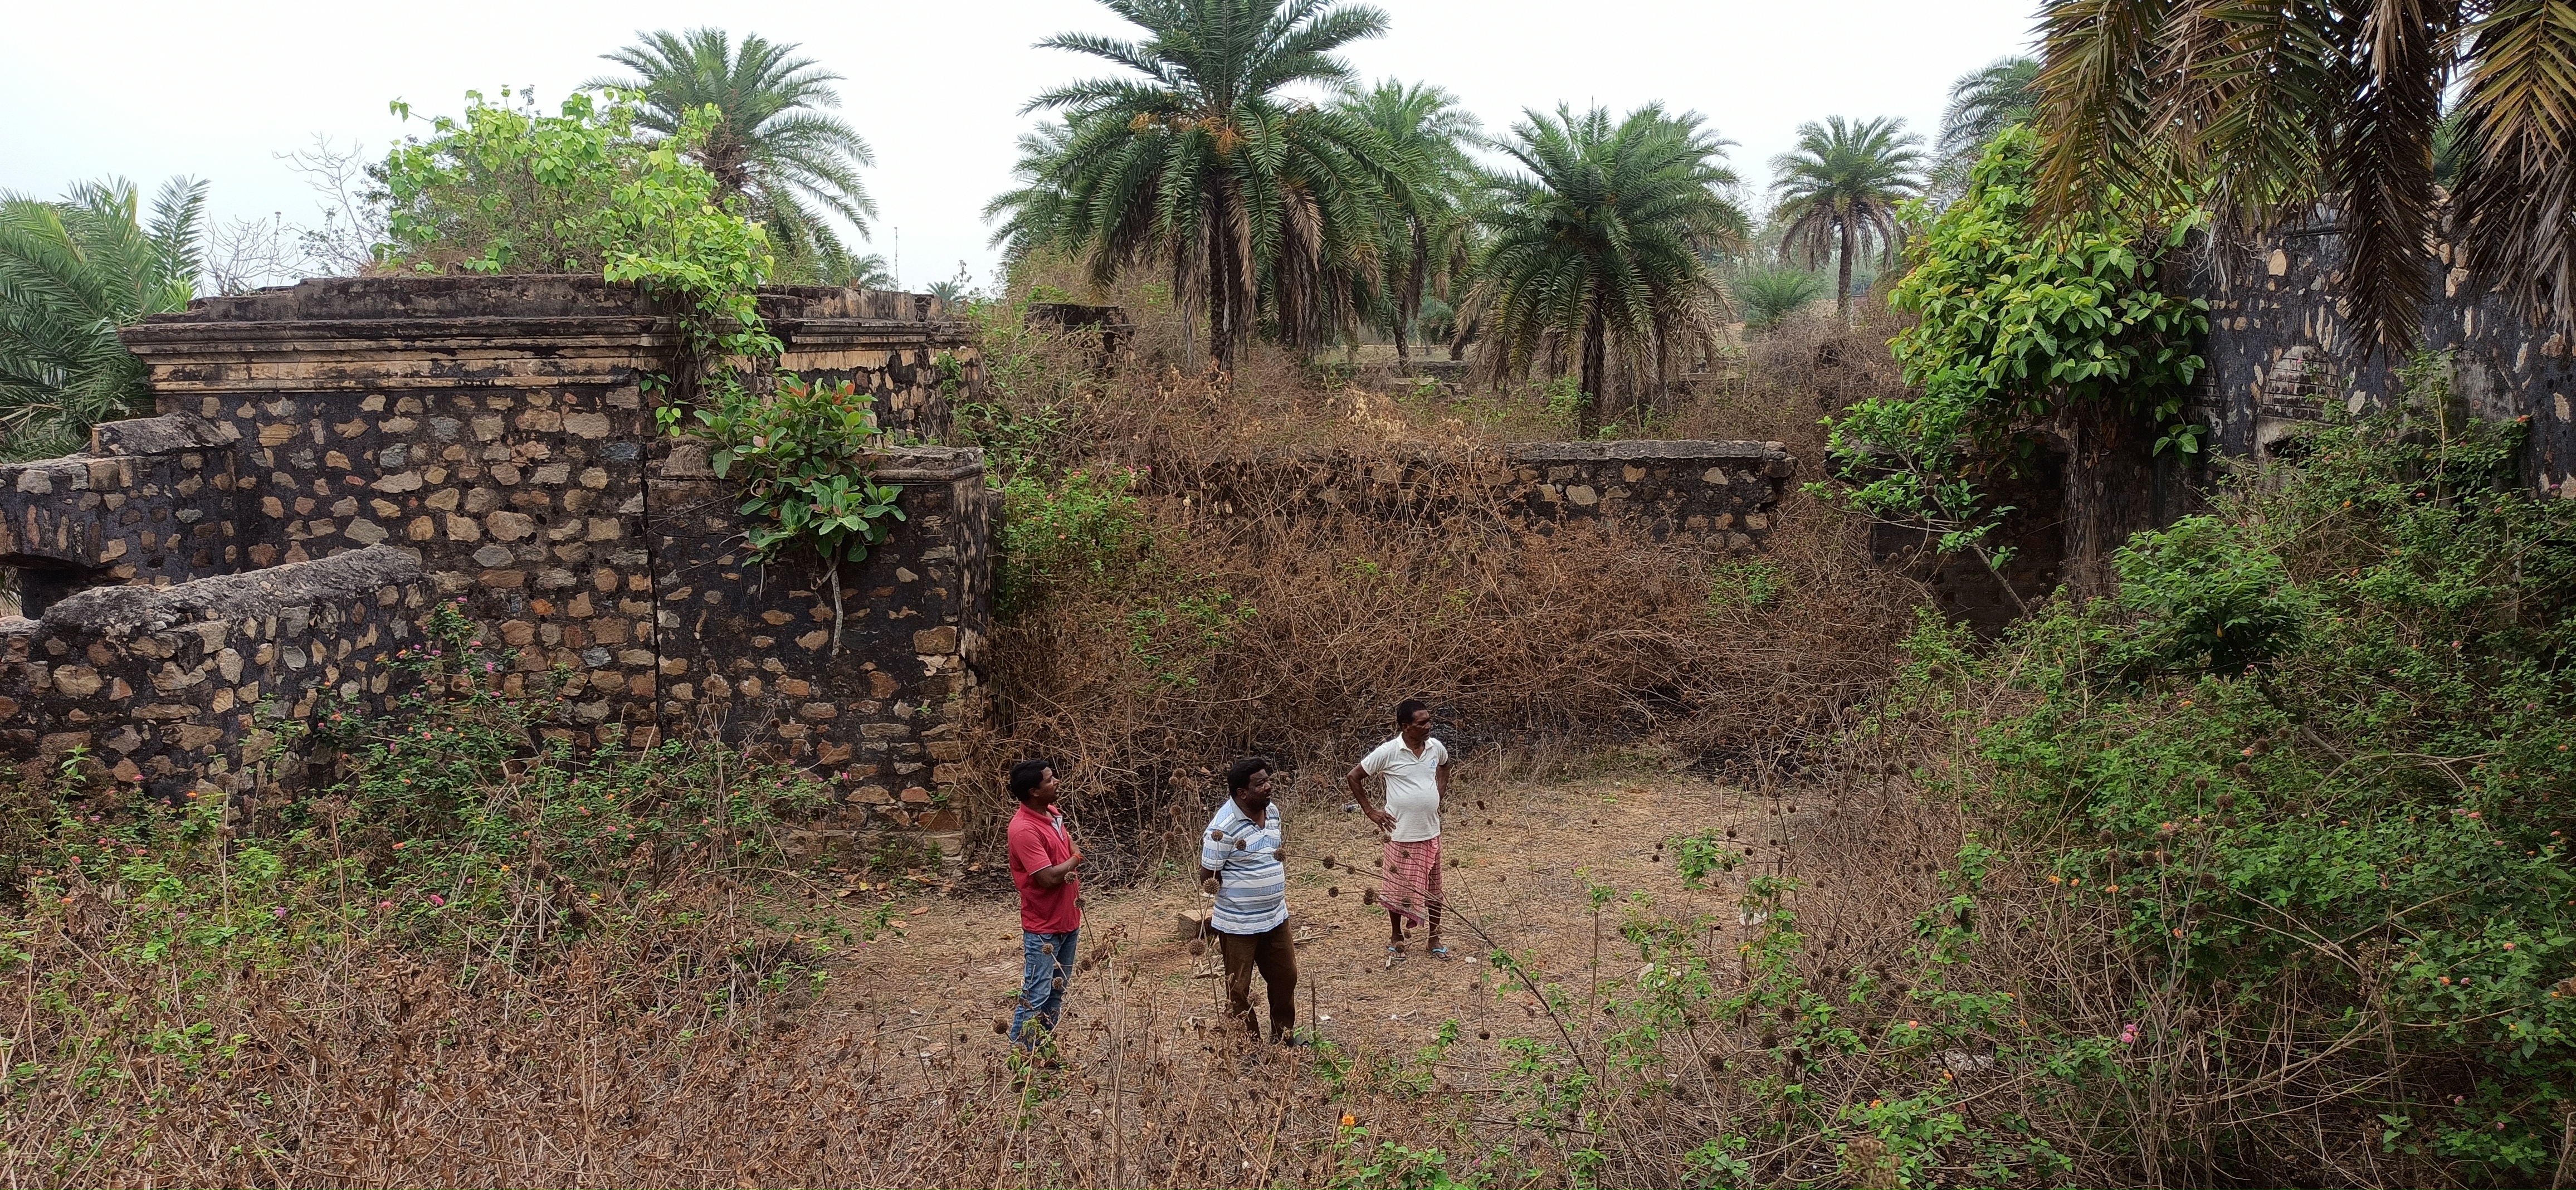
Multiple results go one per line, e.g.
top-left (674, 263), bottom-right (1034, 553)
top-left (1346, 763), bottom-right (1393, 832)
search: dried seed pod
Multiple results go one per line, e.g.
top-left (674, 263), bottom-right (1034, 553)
top-left (2232, 763), bottom-right (2253, 779)
top-left (2215, 793), bottom-right (2236, 810)
top-left (1477, 800), bottom-right (1488, 811)
top-left (1447, 857), bottom-right (1459, 868)
top-left (1188, 940), bottom-right (1205, 956)
top-left (1328, 886), bottom-right (1340, 897)
top-left (1362, 889), bottom-right (1378, 906)
top-left (1323, 856), bottom-right (1338, 870)
top-left (992, 1018), bottom-right (1008, 1035)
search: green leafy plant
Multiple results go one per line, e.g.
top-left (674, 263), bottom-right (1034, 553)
top-left (1706, 559), bottom-right (1786, 611)
top-left (1667, 828), bottom-right (1745, 889)
top-left (997, 465), bottom-right (1144, 612)
top-left (1818, 125), bottom-right (2207, 608)
top-left (1879, 364), bottom-right (2576, 1184)
top-left (700, 373), bottom-right (905, 655)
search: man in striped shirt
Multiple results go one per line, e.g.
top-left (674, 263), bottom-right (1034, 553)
top-left (1198, 755), bottom-right (1299, 1043)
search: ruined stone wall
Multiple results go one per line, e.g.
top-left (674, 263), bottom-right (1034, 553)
top-left (0, 276), bottom-right (989, 844)
top-left (0, 547), bottom-right (426, 800)
top-left (1150, 439), bottom-right (1798, 551)
top-left (2183, 226), bottom-right (2576, 496)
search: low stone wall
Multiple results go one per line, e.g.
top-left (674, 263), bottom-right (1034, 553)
top-left (0, 547), bottom-right (426, 799)
top-left (1150, 438), bottom-right (1798, 551)
top-left (0, 276), bottom-right (991, 848)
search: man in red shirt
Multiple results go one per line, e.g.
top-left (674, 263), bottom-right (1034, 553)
top-left (1006, 759), bottom-right (1082, 1051)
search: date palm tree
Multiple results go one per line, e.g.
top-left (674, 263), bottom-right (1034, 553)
top-left (1337, 78), bottom-right (1482, 363)
top-left (2031, 0), bottom-right (2576, 353)
top-left (0, 177), bottom-right (205, 460)
top-left (984, 120), bottom-right (1078, 268)
top-left (1935, 57), bottom-right (2041, 196)
top-left (1770, 115), bottom-right (1926, 318)
top-left (591, 28), bottom-right (877, 283)
top-left (1017, 0), bottom-right (1398, 369)
top-left (1463, 104), bottom-right (1748, 433)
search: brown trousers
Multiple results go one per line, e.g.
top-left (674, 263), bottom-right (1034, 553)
top-left (1216, 921), bottom-right (1297, 1041)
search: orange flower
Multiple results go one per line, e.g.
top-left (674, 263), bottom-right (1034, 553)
top-left (1340, 1114), bottom-right (1358, 1128)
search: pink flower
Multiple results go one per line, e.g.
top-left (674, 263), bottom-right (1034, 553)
top-left (428, 894), bottom-right (445, 908)
top-left (272, 908), bottom-right (287, 920)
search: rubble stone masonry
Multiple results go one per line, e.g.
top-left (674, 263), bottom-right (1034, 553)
top-left (0, 276), bottom-right (987, 847)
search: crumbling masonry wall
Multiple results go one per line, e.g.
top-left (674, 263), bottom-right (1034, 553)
top-left (2183, 226), bottom-right (2576, 496)
top-left (0, 276), bottom-right (988, 842)
top-left (1149, 439), bottom-right (1799, 548)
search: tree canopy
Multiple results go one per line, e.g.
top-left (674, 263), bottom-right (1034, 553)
top-left (589, 27), bottom-right (878, 285)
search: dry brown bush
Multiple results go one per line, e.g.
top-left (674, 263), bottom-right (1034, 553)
top-left (954, 295), bottom-right (1921, 882)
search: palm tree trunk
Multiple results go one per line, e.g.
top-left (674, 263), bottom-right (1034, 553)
top-left (1837, 217), bottom-right (1856, 320)
top-left (1578, 297), bottom-right (1607, 437)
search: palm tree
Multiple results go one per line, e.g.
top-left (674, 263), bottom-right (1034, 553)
top-left (1769, 116), bottom-right (1925, 318)
top-left (0, 177), bottom-right (205, 461)
top-left (1464, 104), bottom-right (1748, 434)
top-left (1336, 79), bottom-right (1482, 363)
top-left (1935, 57), bottom-right (2040, 195)
top-left (589, 28), bottom-right (877, 283)
top-left (2031, 0), bottom-right (2576, 352)
top-left (1734, 265), bottom-right (1827, 330)
top-left (1017, 0), bottom-right (1398, 369)
top-left (984, 120), bottom-right (1077, 268)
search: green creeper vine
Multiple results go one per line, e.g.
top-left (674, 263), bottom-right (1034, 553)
top-left (375, 87), bottom-right (911, 654)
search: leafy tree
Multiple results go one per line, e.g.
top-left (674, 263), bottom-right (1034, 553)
top-left (0, 177), bottom-right (206, 460)
top-left (1933, 57), bottom-right (2038, 196)
top-left (1015, 0), bottom-right (1399, 368)
top-left (1821, 126), bottom-right (2206, 605)
top-left (1336, 78), bottom-right (1482, 363)
top-left (2030, 0), bottom-right (2576, 350)
top-left (589, 28), bottom-right (877, 285)
top-left (1463, 104), bottom-right (1748, 434)
top-left (1769, 115), bottom-right (1925, 318)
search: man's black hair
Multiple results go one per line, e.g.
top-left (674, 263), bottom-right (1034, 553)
top-left (1009, 759), bottom-right (1054, 802)
top-left (1227, 755), bottom-right (1274, 792)
top-left (1393, 698), bottom-right (1432, 727)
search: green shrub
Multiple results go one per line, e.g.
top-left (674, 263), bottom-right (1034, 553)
top-left (997, 465), bottom-right (1145, 612)
top-left (1899, 375), bottom-right (2576, 1182)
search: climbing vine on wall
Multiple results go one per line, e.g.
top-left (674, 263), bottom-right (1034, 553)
top-left (377, 88), bottom-right (908, 642)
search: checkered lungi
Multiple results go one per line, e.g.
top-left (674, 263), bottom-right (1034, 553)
top-left (1380, 835), bottom-right (1442, 926)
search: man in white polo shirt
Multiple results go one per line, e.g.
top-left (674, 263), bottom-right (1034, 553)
top-left (1347, 699), bottom-right (1452, 959)
top-left (1198, 755), bottom-right (1299, 1043)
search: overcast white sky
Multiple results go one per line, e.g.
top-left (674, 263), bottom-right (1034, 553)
top-left (1, 0), bottom-right (2038, 294)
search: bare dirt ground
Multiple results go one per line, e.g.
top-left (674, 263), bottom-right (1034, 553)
top-left (807, 758), bottom-right (1795, 1064)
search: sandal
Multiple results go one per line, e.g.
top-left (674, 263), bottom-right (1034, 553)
top-left (1428, 944), bottom-right (1451, 960)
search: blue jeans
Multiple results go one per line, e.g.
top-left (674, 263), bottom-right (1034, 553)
top-left (1011, 928), bottom-right (1079, 1048)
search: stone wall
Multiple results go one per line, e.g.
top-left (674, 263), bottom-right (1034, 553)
top-left (2183, 225), bottom-right (2576, 496)
top-left (0, 547), bottom-right (426, 801)
top-left (0, 276), bottom-right (990, 843)
top-left (1151, 439), bottom-right (1798, 551)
